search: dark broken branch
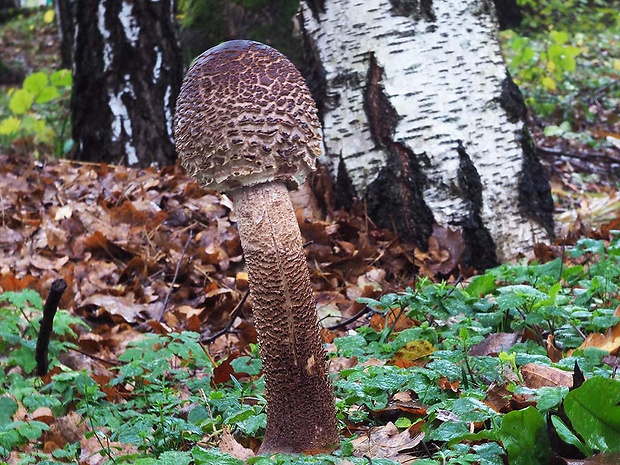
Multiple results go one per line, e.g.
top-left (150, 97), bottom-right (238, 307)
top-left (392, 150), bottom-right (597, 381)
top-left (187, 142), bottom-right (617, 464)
top-left (35, 279), bottom-right (67, 376)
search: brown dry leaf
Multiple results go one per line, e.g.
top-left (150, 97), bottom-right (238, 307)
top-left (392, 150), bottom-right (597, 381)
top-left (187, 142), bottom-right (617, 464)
top-left (219, 428), bottom-right (255, 461)
top-left (351, 422), bottom-right (424, 461)
top-left (329, 356), bottom-right (359, 374)
top-left (31, 407), bottom-right (54, 426)
top-left (576, 305), bottom-right (620, 354)
top-left (520, 363), bottom-right (573, 389)
top-left (438, 376), bottom-right (460, 393)
top-left (546, 334), bottom-right (564, 362)
top-left (484, 383), bottom-right (513, 413)
top-left (46, 411), bottom-right (87, 449)
top-left (81, 294), bottom-right (148, 323)
top-left (583, 452), bottom-right (620, 464)
top-left (370, 308), bottom-right (416, 332)
top-left (468, 333), bottom-right (520, 356)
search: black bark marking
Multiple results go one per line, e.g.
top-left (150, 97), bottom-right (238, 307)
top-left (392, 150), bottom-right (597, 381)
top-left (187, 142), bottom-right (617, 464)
top-left (498, 73), bottom-right (527, 123)
top-left (335, 155), bottom-right (356, 210)
top-left (303, 0), bottom-right (325, 17)
top-left (364, 53), bottom-right (434, 249)
top-left (456, 141), bottom-right (499, 269)
top-left (300, 20), bottom-right (328, 116)
top-left (390, 0), bottom-right (436, 21)
top-left (518, 128), bottom-right (555, 238)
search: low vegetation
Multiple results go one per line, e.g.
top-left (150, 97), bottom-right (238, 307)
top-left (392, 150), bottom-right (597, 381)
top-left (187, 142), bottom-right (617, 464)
top-left (1, 234), bottom-right (620, 464)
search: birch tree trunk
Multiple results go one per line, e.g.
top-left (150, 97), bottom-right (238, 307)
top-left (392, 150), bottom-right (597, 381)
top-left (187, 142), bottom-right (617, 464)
top-left (71, 0), bottom-right (182, 167)
top-left (300, 0), bottom-right (554, 266)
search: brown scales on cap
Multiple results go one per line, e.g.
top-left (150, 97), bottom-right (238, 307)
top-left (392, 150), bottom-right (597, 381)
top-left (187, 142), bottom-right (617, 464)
top-left (174, 40), bottom-right (338, 455)
top-left (174, 40), bottom-right (322, 192)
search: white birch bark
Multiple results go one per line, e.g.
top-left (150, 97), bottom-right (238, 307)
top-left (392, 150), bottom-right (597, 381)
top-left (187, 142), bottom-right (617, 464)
top-left (300, 0), bottom-right (554, 263)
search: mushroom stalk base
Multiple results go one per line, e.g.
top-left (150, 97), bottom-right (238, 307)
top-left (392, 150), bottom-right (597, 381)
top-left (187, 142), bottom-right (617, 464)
top-left (232, 181), bottom-right (339, 455)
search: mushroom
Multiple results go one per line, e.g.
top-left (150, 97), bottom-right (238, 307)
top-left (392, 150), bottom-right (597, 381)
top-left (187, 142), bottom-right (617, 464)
top-left (174, 40), bottom-right (339, 455)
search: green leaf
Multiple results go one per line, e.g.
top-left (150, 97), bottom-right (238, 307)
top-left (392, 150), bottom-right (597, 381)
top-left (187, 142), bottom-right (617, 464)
top-left (0, 289), bottom-right (43, 310)
top-left (9, 89), bottom-right (34, 115)
top-left (187, 405), bottom-right (210, 425)
top-left (466, 273), bottom-right (496, 296)
top-left (50, 69), bottom-right (72, 87)
top-left (500, 406), bottom-right (551, 465)
top-left (550, 415), bottom-right (592, 457)
top-left (35, 86), bottom-right (59, 104)
top-left (17, 420), bottom-right (48, 440)
top-left (394, 417), bottom-right (412, 428)
top-left (23, 72), bottom-right (49, 95)
top-left (549, 30), bottom-right (569, 45)
top-left (0, 397), bottom-right (18, 426)
top-left (231, 356), bottom-right (262, 376)
top-left (564, 377), bottom-right (620, 452)
top-left (158, 451), bottom-right (192, 465)
top-left (192, 446), bottom-right (243, 465)
top-left (0, 116), bottom-right (20, 135)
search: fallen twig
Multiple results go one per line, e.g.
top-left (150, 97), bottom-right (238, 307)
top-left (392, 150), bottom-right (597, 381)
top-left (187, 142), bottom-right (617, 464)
top-left (159, 230), bottom-right (193, 321)
top-left (537, 145), bottom-right (620, 164)
top-left (327, 305), bottom-right (375, 330)
top-left (201, 289), bottom-right (250, 344)
top-left (35, 279), bottom-right (67, 376)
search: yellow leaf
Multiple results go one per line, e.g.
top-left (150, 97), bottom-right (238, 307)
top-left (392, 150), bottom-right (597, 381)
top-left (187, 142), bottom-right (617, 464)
top-left (43, 9), bottom-right (55, 24)
top-left (390, 340), bottom-right (435, 368)
top-left (541, 76), bottom-right (557, 92)
top-left (613, 59), bottom-right (620, 72)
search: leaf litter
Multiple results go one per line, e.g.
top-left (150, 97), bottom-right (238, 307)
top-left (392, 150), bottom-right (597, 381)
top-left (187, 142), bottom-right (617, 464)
top-left (4, 149), bottom-right (620, 463)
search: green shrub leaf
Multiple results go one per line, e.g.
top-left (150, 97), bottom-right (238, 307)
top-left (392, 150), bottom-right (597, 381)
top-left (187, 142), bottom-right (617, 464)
top-left (23, 71), bottom-right (49, 95)
top-left (9, 89), bottom-right (34, 115)
top-left (550, 415), bottom-right (592, 456)
top-left (564, 377), bottom-right (620, 452)
top-left (500, 406), bottom-right (551, 465)
top-left (0, 116), bottom-right (20, 135)
top-left (50, 69), bottom-right (72, 87)
top-left (192, 447), bottom-right (243, 465)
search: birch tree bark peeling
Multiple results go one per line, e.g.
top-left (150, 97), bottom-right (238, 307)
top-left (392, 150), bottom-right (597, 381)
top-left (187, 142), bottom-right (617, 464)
top-left (301, 0), bottom-right (554, 264)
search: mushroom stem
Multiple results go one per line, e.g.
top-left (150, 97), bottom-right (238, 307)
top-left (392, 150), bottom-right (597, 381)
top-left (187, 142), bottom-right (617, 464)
top-left (231, 181), bottom-right (339, 454)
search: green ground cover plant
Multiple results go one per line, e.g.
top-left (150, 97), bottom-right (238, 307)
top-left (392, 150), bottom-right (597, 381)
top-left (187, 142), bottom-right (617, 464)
top-left (0, 68), bottom-right (72, 157)
top-left (2, 235), bottom-right (620, 464)
top-left (500, 0), bottom-right (620, 149)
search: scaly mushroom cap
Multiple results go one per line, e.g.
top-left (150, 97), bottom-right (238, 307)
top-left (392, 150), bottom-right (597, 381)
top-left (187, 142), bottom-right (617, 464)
top-left (174, 40), bottom-right (322, 192)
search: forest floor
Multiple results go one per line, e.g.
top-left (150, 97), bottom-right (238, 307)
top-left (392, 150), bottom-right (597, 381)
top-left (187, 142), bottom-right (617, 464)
top-left (0, 6), bottom-right (619, 465)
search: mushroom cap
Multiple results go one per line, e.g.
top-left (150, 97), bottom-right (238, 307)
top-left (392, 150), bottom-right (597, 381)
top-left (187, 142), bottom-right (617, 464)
top-left (174, 40), bottom-right (322, 192)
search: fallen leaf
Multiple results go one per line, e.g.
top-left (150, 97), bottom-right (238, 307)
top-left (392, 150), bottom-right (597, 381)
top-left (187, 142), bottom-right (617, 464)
top-left (219, 428), bottom-right (255, 460)
top-left (390, 340), bottom-right (434, 368)
top-left (81, 294), bottom-right (148, 324)
top-left (521, 363), bottom-right (573, 389)
top-left (468, 333), bottom-right (520, 356)
top-left (32, 407), bottom-right (54, 426)
top-left (351, 422), bottom-right (424, 461)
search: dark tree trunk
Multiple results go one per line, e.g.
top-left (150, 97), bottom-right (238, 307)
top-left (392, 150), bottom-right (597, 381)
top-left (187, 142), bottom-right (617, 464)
top-left (54, 0), bottom-right (76, 70)
top-left (72, 0), bottom-right (182, 167)
top-left (493, 0), bottom-right (522, 30)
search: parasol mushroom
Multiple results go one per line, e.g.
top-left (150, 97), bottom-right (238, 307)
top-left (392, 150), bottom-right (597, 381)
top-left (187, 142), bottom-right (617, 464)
top-left (174, 40), bottom-right (339, 455)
